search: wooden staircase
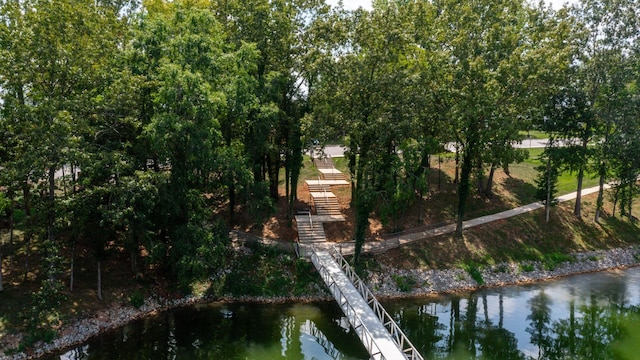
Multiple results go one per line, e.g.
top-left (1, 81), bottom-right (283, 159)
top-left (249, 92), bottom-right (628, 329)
top-left (319, 168), bottom-right (347, 180)
top-left (295, 216), bottom-right (327, 243)
top-left (311, 192), bottom-right (342, 216)
top-left (313, 157), bottom-right (335, 169)
top-left (307, 181), bottom-right (331, 192)
top-left (296, 154), bottom-right (347, 245)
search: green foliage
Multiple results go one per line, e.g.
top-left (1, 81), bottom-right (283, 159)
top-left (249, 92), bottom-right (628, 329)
top-left (392, 274), bottom-right (418, 293)
top-left (535, 147), bottom-right (562, 206)
top-left (520, 263), bottom-right (535, 273)
top-left (463, 263), bottom-right (485, 285)
top-left (221, 245), bottom-right (319, 297)
top-left (1, 0), bottom-right (640, 343)
top-left (542, 252), bottom-right (573, 271)
top-left (26, 278), bottom-right (66, 345)
top-left (246, 182), bottom-right (276, 225)
top-left (129, 290), bottom-right (145, 309)
top-left (172, 220), bottom-right (229, 292)
top-left (0, 192), bottom-right (9, 216)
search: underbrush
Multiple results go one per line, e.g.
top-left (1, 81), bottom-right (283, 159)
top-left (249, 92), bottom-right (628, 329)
top-left (216, 244), bottom-right (321, 297)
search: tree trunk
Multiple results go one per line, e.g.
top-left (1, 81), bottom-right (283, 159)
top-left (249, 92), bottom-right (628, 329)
top-left (476, 161), bottom-right (485, 194)
top-left (348, 139), bottom-right (358, 207)
top-left (131, 249), bottom-right (137, 275)
top-left (574, 166), bottom-right (584, 217)
top-left (22, 185), bottom-right (32, 282)
top-left (62, 166), bottom-right (68, 196)
top-left (9, 190), bottom-right (14, 275)
top-left (23, 235), bottom-right (30, 283)
top-left (612, 186), bottom-right (620, 217)
top-left (267, 153), bottom-right (280, 200)
top-left (594, 166), bottom-right (606, 223)
top-left (456, 151), bottom-right (473, 237)
top-left (419, 187), bottom-right (424, 223)
top-left (228, 182), bottom-right (236, 225)
top-left (288, 147), bottom-right (301, 222)
top-left (285, 158), bottom-right (291, 219)
top-left (438, 154), bottom-right (442, 191)
top-left (485, 164), bottom-right (496, 196)
top-left (454, 143), bottom-right (460, 185)
top-left (48, 167), bottom-right (56, 244)
top-left (545, 155), bottom-right (552, 223)
top-left (0, 237), bottom-right (3, 291)
top-left (97, 260), bottom-right (103, 300)
top-left (71, 164), bottom-right (77, 194)
top-left (425, 154), bottom-right (431, 194)
top-left (503, 162), bottom-right (511, 177)
top-left (353, 162), bottom-right (367, 265)
top-left (69, 241), bottom-right (75, 292)
top-left (627, 187), bottom-right (633, 222)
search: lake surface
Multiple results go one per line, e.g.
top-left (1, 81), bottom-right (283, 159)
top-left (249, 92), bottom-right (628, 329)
top-left (55, 267), bottom-right (640, 359)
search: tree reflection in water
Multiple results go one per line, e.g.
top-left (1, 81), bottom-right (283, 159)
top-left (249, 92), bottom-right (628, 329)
top-left (383, 268), bottom-right (640, 360)
top-left (56, 269), bottom-right (640, 360)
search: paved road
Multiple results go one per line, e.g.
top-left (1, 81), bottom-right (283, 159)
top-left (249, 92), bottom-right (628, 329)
top-left (316, 139), bottom-right (557, 158)
top-left (310, 145), bottom-right (347, 158)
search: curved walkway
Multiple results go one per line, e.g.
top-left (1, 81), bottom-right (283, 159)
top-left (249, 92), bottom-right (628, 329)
top-left (316, 184), bottom-right (611, 256)
top-left (296, 153), bottom-right (613, 256)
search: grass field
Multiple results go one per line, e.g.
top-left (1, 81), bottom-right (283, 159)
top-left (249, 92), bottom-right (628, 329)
top-left (520, 130), bottom-right (548, 139)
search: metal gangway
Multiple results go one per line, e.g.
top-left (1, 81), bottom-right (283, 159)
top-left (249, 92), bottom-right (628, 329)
top-left (301, 244), bottom-right (424, 360)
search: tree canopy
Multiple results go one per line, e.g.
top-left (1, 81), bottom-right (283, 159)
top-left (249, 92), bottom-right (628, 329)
top-left (0, 0), bottom-right (638, 328)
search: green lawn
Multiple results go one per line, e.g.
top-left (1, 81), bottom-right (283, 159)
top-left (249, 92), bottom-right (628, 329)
top-left (300, 147), bottom-right (600, 207)
top-left (520, 130), bottom-right (548, 139)
top-left (518, 147), bottom-right (600, 195)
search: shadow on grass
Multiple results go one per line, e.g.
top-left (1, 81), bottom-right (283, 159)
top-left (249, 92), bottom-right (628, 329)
top-left (503, 177), bottom-right (538, 205)
top-left (600, 215), bottom-right (640, 245)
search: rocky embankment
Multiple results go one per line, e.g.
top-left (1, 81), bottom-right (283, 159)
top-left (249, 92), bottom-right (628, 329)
top-left (2, 245), bottom-right (639, 359)
top-left (369, 246), bottom-right (640, 297)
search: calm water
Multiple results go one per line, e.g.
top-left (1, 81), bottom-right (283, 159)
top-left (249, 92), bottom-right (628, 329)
top-left (56, 267), bottom-right (640, 360)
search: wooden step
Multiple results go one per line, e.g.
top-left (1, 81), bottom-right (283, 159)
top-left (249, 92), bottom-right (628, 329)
top-left (314, 157), bottom-right (335, 169)
top-left (307, 184), bottom-right (331, 192)
top-left (322, 173), bottom-right (346, 181)
top-left (319, 168), bottom-right (346, 180)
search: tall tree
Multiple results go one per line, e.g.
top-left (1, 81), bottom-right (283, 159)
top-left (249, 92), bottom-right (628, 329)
top-left (0, 0), bottom-right (128, 303)
top-left (214, 0), bottom-right (320, 214)
top-left (132, 1), bottom-right (244, 287)
top-left (431, 0), bottom-right (553, 236)
top-left (312, 2), bottom-right (424, 262)
top-left (544, 86), bottom-right (596, 217)
top-left (573, 0), bottom-right (640, 222)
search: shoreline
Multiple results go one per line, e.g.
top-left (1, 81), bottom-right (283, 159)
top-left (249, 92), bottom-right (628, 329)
top-left (2, 244), bottom-right (639, 359)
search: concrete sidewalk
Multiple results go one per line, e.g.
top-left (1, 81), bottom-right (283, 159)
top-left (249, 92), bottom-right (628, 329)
top-left (331, 184), bottom-right (610, 256)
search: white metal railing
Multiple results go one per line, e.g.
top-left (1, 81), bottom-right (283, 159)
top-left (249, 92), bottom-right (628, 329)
top-left (310, 249), bottom-right (386, 360)
top-left (327, 247), bottom-right (424, 360)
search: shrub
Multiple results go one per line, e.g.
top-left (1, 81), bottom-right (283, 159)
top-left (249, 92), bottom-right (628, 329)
top-left (129, 290), bottom-right (145, 308)
top-left (520, 263), bottom-right (535, 272)
top-left (542, 252), bottom-right (572, 271)
top-left (464, 263), bottom-right (484, 285)
top-left (392, 274), bottom-right (417, 292)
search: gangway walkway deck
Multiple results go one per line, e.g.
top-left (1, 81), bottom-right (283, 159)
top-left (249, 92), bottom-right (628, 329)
top-left (302, 245), bottom-right (424, 360)
top-left (296, 154), bottom-right (423, 359)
